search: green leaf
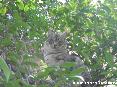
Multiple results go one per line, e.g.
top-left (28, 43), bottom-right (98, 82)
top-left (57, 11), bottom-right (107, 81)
top-left (30, 0), bottom-right (35, 3)
top-left (1, 38), bottom-right (12, 47)
top-left (0, 58), bottom-right (11, 82)
top-left (30, 4), bottom-right (35, 10)
top-left (17, 0), bottom-right (21, 2)
top-left (70, 67), bottom-right (85, 76)
top-left (0, 7), bottom-right (7, 15)
top-left (45, 67), bottom-right (55, 73)
top-left (5, 80), bottom-right (20, 87)
top-left (24, 5), bottom-right (29, 11)
top-left (61, 62), bottom-right (76, 68)
top-left (17, 2), bottom-right (24, 10)
top-left (68, 76), bottom-right (82, 81)
top-left (104, 51), bottom-right (114, 67)
top-left (37, 71), bottom-right (49, 79)
top-left (0, 3), bottom-right (2, 8)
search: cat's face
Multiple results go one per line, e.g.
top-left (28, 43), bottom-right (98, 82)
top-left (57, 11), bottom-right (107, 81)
top-left (47, 30), bottom-right (67, 49)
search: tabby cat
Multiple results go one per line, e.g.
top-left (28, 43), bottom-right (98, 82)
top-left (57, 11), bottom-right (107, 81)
top-left (41, 30), bottom-right (92, 87)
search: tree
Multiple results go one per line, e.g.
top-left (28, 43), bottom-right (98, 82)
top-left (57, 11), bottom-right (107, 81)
top-left (0, 0), bottom-right (117, 87)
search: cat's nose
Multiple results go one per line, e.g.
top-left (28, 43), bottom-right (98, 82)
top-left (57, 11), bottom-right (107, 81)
top-left (54, 44), bottom-right (57, 48)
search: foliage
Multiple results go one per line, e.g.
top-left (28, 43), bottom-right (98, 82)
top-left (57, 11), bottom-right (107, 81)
top-left (0, 0), bottom-right (117, 86)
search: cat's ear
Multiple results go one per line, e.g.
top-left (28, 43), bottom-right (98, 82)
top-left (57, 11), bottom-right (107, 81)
top-left (47, 30), bottom-right (54, 44)
top-left (61, 32), bottom-right (67, 38)
top-left (47, 29), bottom-right (54, 37)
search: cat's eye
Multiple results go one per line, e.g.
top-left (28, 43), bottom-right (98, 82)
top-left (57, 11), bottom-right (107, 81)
top-left (48, 39), bottom-right (54, 44)
top-left (55, 35), bottom-right (59, 41)
top-left (58, 41), bottom-right (63, 46)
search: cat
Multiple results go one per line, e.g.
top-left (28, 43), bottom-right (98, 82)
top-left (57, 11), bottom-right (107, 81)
top-left (41, 30), bottom-right (92, 87)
